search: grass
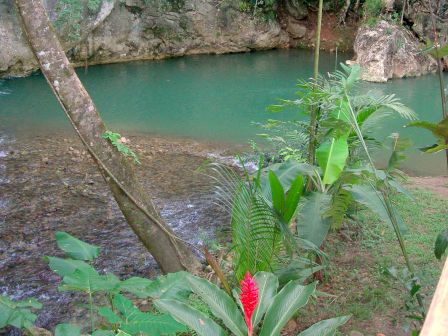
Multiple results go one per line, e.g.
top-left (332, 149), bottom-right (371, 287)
top-left (298, 188), bottom-right (447, 335)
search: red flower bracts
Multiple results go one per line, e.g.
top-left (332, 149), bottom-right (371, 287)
top-left (239, 272), bottom-right (259, 336)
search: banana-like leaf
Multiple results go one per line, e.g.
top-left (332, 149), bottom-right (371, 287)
top-left (187, 275), bottom-right (246, 336)
top-left (284, 175), bottom-right (304, 223)
top-left (269, 171), bottom-right (286, 216)
top-left (316, 137), bottom-right (349, 185)
top-left (252, 272), bottom-right (279, 329)
top-left (259, 281), bottom-right (316, 336)
top-left (55, 231), bottom-right (99, 261)
top-left (296, 315), bottom-right (350, 336)
top-left (435, 229), bottom-right (448, 260)
top-left (155, 299), bottom-right (227, 336)
top-left (55, 323), bottom-right (81, 336)
top-left (297, 192), bottom-right (331, 247)
top-left (346, 184), bottom-right (408, 235)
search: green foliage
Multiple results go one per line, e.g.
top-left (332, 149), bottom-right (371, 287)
top-left (0, 296), bottom-right (42, 331)
top-left (434, 229), bottom-right (448, 260)
top-left (42, 232), bottom-right (192, 335)
top-left (102, 131), bottom-right (141, 164)
top-left (98, 294), bottom-right (186, 335)
top-left (258, 280), bottom-right (316, 336)
top-left (156, 272), bottom-right (348, 336)
top-left (406, 117), bottom-right (448, 153)
top-left (55, 323), bottom-right (82, 336)
top-left (55, 231), bottom-right (100, 261)
top-left (296, 316), bottom-right (351, 336)
top-left (297, 192), bottom-right (331, 248)
top-left (316, 136), bottom-right (349, 186)
top-left (363, 0), bottom-right (385, 25)
top-left (212, 160), bottom-right (310, 281)
top-left (54, 0), bottom-right (103, 41)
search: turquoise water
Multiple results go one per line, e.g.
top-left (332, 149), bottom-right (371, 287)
top-left (0, 49), bottom-right (446, 175)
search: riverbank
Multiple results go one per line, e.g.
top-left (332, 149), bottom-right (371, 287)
top-left (0, 132), bottom-right (237, 331)
top-left (1, 131), bottom-right (447, 335)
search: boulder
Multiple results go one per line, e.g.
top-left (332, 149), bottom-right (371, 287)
top-left (352, 20), bottom-right (437, 82)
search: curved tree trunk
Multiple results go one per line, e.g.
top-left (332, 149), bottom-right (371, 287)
top-left (14, 0), bottom-right (201, 274)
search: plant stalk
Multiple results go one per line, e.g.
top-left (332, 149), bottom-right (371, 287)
top-left (88, 291), bottom-right (94, 333)
top-left (307, 0), bottom-right (324, 190)
top-left (427, 0), bottom-right (448, 169)
top-left (344, 91), bottom-right (426, 314)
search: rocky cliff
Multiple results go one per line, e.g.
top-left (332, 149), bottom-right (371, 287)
top-left (0, 0), bottom-right (358, 78)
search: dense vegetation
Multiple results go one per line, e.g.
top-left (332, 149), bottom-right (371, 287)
top-left (2, 0), bottom-right (448, 335)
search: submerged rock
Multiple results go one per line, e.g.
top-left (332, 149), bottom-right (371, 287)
top-left (351, 20), bottom-right (436, 82)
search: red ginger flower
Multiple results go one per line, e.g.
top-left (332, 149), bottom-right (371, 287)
top-left (239, 272), bottom-right (259, 336)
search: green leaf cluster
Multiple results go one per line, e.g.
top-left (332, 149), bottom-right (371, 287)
top-left (0, 296), bottom-right (42, 330)
top-left (44, 232), bottom-right (191, 336)
top-left (156, 272), bottom-right (349, 336)
top-left (102, 131), bottom-right (141, 164)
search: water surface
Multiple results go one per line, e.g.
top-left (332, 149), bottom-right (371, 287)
top-left (0, 49), bottom-right (446, 175)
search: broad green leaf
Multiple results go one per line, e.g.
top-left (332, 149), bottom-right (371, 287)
top-left (259, 281), bottom-right (316, 336)
top-left (346, 184), bottom-right (408, 235)
top-left (435, 229), bottom-right (448, 260)
top-left (275, 261), bottom-right (323, 286)
top-left (55, 323), bottom-right (81, 336)
top-left (0, 295), bottom-right (41, 329)
top-left (143, 271), bottom-right (191, 299)
top-left (283, 175), bottom-right (304, 223)
top-left (297, 316), bottom-right (350, 336)
top-left (112, 294), bottom-right (187, 336)
top-left (98, 307), bottom-right (123, 324)
top-left (45, 256), bottom-right (91, 277)
top-left (91, 331), bottom-right (115, 336)
top-left (59, 267), bottom-right (120, 293)
top-left (261, 161), bottom-right (315, 201)
top-left (297, 192), bottom-right (331, 247)
top-left (119, 277), bottom-right (154, 298)
top-left (155, 299), bottom-right (227, 336)
top-left (252, 272), bottom-right (279, 328)
top-left (55, 231), bottom-right (99, 261)
top-left (269, 171), bottom-right (286, 216)
top-left (187, 275), bottom-right (246, 336)
top-left (316, 137), bottom-right (349, 185)
top-left (115, 331), bottom-right (132, 336)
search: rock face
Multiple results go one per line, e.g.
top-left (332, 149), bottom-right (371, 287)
top-left (352, 20), bottom-right (437, 82)
top-left (0, 0), bottom-right (290, 78)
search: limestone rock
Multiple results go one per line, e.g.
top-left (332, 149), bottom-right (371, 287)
top-left (352, 20), bottom-right (437, 82)
top-left (284, 0), bottom-right (308, 20)
top-left (286, 17), bottom-right (307, 39)
top-left (0, 0), bottom-right (289, 78)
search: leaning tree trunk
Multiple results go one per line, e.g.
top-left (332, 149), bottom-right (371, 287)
top-left (14, 0), bottom-right (201, 274)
